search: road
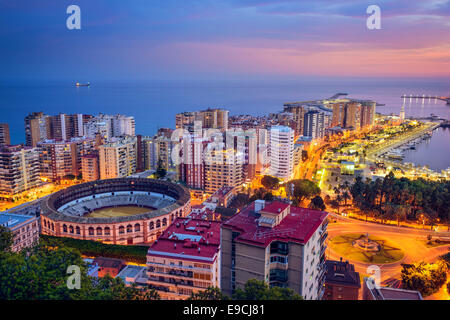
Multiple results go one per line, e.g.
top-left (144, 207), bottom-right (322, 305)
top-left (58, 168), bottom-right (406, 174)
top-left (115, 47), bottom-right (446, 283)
top-left (326, 214), bottom-right (450, 282)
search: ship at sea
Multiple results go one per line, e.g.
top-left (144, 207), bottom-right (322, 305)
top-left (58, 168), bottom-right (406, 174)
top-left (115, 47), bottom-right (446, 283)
top-left (75, 82), bottom-right (90, 87)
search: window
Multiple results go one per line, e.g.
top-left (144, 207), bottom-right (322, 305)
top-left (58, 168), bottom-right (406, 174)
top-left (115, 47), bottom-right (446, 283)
top-left (104, 227), bottom-right (110, 235)
top-left (69, 226), bottom-right (74, 234)
top-left (119, 226), bottom-right (125, 234)
top-left (127, 224), bottom-right (132, 233)
top-left (134, 224), bottom-right (140, 232)
top-left (63, 224), bottom-right (67, 233)
top-left (88, 227), bottom-right (94, 235)
top-left (96, 227), bottom-right (102, 236)
top-left (76, 226), bottom-right (81, 235)
top-left (156, 220), bottom-right (161, 228)
top-left (149, 221), bottom-right (154, 230)
top-left (162, 218), bottom-right (167, 226)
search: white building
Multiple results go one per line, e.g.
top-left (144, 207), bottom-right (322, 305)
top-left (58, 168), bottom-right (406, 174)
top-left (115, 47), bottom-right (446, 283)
top-left (84, 114), bottom-right (135, 141)
top-left (269, 125), bottom-right (294, 180)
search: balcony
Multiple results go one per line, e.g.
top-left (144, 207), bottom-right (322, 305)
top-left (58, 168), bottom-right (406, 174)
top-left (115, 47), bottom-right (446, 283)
top-left (269, 269), bottom-right (288, 283)
top-left (320, 231), bottom-right (328, 244)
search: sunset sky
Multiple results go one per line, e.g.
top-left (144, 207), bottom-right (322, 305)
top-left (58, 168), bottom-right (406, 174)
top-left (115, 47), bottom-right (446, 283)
top-left (1, 0), bottom-right (449, 81)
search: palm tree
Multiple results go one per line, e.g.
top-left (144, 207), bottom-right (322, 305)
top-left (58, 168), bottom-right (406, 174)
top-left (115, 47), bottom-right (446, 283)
top-left (342, 190), bottom-right (351, 207)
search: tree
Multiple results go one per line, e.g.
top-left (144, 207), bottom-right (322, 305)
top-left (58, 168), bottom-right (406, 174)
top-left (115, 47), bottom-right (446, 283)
top-left (154, 158), bottom-right (167, 179)
top-left (233, 279), bottom-right (302, 300)
top-left (0, 243), bottom-right (160, 300)
top-left (289, 179), bottom-right (321, 205)
top-left (229, 193), bottom-right (250, 209)
top-left (189, 287), bottom-right (227, 300)
top-left (261, 175), bottom-right (280, 190)
top-left (309, 196), bottom-right (326, 211)
top-left (401, 261), bottom-right (448, 297)
top-left (0, 226), bottom-right (13, 253)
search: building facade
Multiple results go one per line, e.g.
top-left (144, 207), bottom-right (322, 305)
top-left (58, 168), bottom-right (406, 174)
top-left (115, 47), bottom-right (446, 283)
top-left (221, 200), bottom-right (328, 300)
top-left (38, 137), bottom-right (96, 181)
top-left (323, 259), bottom-right (361, 300)
top-left (0, 145), bottom-right (41, 199)
top-left (0, 124), bottom-right (11, 146)
top-left (98, 137), bottom-right (137, 179)
top-left (0, 213), bottom-right (40, 252)
top-left (147, 217), bottom-right (221, 299)
top-left (268, 126), bottom-right (294, 180)
top-left (204, 148), bottom-right (243, 194)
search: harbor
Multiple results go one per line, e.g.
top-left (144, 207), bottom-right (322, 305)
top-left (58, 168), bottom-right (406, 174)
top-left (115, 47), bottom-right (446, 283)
top-left (366, 121), bottom-right (449, 179)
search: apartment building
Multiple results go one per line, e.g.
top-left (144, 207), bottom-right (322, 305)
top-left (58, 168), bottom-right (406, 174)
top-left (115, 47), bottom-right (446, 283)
top-left (331, 100), bottom-right (375, 130)
top-left (98, 137), bottom-right (137, 179)
top-left (38, 137), bottom-right (96, 181)
top-left (24, 112), bottom-right (49, 147)
top-left (0, 123), bottom-right (11, 146)
top-left (204, 148), bottom-right (243, 194)
top-left (268, 125), bottom-right (294, 180)
top-left (303, 110), bottom-right (325, 140)
top-left (221, 200), bottom-right (328, 300)
top-left (323, 259), bottom-right (361, 300)
top-left (0, 213), bottom-right (40, 252)
top-left (81, 152), bottom-right (100, 182)
top-left (175, 109), bottom-right (229, 131)
top-left (84, 114), bottom-right (135, 140)
top-left (147, 217), bottom-right (222, 299)
top-left (0, 145), bottom-right (41, 199)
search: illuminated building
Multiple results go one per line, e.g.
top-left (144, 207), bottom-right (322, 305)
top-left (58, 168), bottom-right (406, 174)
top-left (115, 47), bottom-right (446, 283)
top-left (175, 109), bottom-right (229, 131)
top-left (147, 217), bottom-right (222, 299)
top-left (40, 178), bottom-right (191, 245)
top-left (0, 145), bottom-right (41, 199)
top-left (269, 125), bottom-right (294, 180)
top-left (283, 103), bottom-right (307, 136)
top-left (38, 137), bottom-right (96, 181)
top-left (303, 110), bottom-right (325, 139)
top-left (340, 161), bottom-right (355, 175)
top-left (0, 212), bottom-right (40, 252)
top-left (98, 137), bottom-right (137, 179)
top-left (81, 152), bottom-right (100, 182)
top-left (221, 200), bottom-right (328, 300)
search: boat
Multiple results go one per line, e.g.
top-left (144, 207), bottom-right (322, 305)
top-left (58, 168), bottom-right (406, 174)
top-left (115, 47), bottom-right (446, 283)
top-left (76, 82), bottom-right (90, 87)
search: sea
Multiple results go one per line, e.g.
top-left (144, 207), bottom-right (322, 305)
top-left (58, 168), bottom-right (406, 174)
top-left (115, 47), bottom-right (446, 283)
top-left (0, 78), bottom-right (449, 170)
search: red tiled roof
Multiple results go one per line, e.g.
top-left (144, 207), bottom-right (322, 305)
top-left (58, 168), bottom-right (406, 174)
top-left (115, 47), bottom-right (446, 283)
top-left (260, 201), bottom-right (290, 215)
top-left (147, 217), bottom-right (222, 263)
top-left (223, 201), bottom-right (328, 247)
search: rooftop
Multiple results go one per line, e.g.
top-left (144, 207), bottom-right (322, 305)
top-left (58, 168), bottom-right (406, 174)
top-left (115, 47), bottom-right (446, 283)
top-left (0, 213), bottom-right (36, 230)
top-left (365, 278), bottom-right (423, 300)
top-left (93, 257), bottom-right (125, 269)
top-left (148, 217), bottom-right (222, 262)
top-left (260, 201), bottom-right (290, 216)
top-left (325, 259), bottom-right (361, 288)
top-left (223, 201), bottom-right (328, 247)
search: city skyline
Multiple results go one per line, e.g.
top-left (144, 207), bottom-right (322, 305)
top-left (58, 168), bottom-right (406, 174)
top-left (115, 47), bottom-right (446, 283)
top-left (0, 1), bottom-right (449, 304)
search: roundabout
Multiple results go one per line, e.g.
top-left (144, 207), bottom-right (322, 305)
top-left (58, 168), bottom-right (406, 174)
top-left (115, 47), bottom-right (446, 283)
top-left (328, 233), bottom-right (405, 264)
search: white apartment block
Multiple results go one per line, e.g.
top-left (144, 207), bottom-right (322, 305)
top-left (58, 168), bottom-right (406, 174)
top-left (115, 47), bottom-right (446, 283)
top-left (269, 125), bottom-right (294, 180)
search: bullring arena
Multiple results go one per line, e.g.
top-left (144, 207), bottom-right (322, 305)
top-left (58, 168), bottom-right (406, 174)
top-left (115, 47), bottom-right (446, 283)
top-left (40, 178), bottom-right (191, 245)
